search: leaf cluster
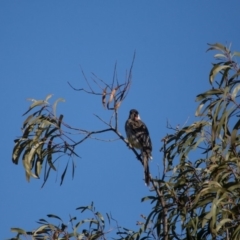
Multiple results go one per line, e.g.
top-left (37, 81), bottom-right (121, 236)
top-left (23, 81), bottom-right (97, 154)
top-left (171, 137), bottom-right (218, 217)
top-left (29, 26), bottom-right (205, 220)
top-left (12, 95), bottom-right (79, 186)
top-left (9, 202), bottom-right (147, 240)
top-left (137, 43), bottom-right (240, 239)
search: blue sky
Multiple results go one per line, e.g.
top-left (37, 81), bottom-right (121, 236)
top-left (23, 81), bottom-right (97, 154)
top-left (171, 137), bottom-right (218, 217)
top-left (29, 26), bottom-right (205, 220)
top-left (1, 1), bottom-right (240, 238)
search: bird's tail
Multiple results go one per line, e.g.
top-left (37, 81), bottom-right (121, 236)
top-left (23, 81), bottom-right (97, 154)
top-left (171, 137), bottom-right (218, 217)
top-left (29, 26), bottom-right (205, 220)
top-left (142, 152), bottom-right (151, 186)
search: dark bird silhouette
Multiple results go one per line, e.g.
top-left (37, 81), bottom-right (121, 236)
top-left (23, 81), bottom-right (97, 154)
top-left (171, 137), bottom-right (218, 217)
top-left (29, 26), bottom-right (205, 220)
top-left (125, 109), bottom-right (152, 185)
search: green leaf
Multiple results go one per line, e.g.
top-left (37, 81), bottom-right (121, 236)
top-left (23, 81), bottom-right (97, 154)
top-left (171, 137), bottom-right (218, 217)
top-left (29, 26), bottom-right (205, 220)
top-left (60, 161), bottom-right (69, 185)
top-left (47, 214), bottom-right (63, 222)
top-left (72, 158), bottom-right (75, 180)
top-left (75, 218), bottom-right (96, 229)
top-left (22, 124), bottom-right (35, 139)
top-left (215, 106), bottom-right (231, 139)
top-left (141, 196), bottom-right (157, 202)
top-left (209, 65), bottom-right (230, 84)
top-left (207, 43), bottom-right (228, 52)
top-left (232, 51), bottom-right (240, 57)
top-left (214, 53), bottom-right (227, 59)
top-left (47, 137), bottom-right (56, 171)
top-left (35, 158), bottom-right (43, 177)
top-left (195, 89), bottom-right (223, 101)
top-left (58, 114), bottom-right (64, 128)
top-left (33, 224), bottom-right (51, 235)
top-left (202, 212), bottom-right (212, 228)
top-left (12, 140), bottom-right (29, 164)
top-left (76, 203), bottom-right (94, 212)
top-left (232, 224), bottom-right (240, 238)
top-left (195, 99), bottom-right (210, 116)
top-left (22, 149), bottom-right (38, 182)
top-left (228, 183), bottom-right (240, 192)
top-left (216, 218), bottom-right (232, 232)
top-left (231, 83), bottom-right (240, 100)
top-left (231, 118), bottom-right (240, 146)
top-left (27, 142), bottom-right (44, 173)
top-left (37, 218), bottom-right (48, 223)
top-left (11, 228), bottom-right (27, 234)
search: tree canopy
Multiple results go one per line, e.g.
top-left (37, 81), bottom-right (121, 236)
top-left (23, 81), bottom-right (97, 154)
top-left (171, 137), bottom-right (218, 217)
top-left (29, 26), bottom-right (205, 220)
top-left (9, 43), bottom-right (240, 240)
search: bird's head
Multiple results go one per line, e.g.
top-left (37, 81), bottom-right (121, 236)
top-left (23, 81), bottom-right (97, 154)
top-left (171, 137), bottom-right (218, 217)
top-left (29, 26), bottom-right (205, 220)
top-left (129, 109), bottom-right (141, 121)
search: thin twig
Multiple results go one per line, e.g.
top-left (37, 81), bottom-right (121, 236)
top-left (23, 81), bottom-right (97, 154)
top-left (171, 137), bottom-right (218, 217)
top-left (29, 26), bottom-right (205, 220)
top-left (88, 136), bottom-right (120, 142)
top-left (72, 128), bottom-right (113, 147)
top-left (94, 114), bottom-right (113, 127)
top-left (67, 81), bottom-right (102, 95)
top-left (80, 65), bottom-right (95, 93)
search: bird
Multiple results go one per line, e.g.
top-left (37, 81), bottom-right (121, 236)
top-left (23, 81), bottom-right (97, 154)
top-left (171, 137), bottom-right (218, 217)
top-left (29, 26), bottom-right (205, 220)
top-left (125, 109), bottom-right (152, 185)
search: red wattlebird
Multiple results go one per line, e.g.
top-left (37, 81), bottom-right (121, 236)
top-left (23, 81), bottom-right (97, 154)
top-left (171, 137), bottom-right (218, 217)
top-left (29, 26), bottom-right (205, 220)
top-left (125, 109), bottom-right (152, 185)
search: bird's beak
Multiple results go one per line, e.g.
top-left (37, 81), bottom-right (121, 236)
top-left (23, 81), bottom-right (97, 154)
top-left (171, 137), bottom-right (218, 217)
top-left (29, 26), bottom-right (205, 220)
top-left (137, 114), bottom-right (141, 120)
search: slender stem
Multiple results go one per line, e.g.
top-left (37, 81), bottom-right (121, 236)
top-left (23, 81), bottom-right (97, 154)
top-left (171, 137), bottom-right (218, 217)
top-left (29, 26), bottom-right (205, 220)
top-left (150, 177), bottom-right (168, 240)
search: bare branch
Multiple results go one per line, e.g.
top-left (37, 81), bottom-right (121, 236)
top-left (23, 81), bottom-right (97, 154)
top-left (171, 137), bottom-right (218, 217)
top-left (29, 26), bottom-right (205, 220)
top-left (88, 136), bottom-right (120, 142)
top-left (72, 128), bottom-right (113, 147)
top-left (67, 81), bottom-right (101, 95)
top-left (93, 114), bottom-right (113, 127)
top-left (80, 65), bottom-right (95, 93)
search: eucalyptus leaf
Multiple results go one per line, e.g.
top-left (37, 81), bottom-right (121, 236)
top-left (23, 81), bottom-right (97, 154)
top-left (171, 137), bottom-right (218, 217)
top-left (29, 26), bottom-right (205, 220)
top-left (11, 228), bottom-right (27, 234)
top-left (23, 100), bottom-right (46, 116)
top-left (231, 83), bottom-right (240, 100)
top-left (53, 98), bottom-right (65, 117)
top-left (209, 65), bottom-right (230, 84)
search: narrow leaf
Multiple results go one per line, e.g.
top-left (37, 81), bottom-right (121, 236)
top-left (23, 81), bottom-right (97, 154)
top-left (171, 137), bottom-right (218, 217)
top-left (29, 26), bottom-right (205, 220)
top-left (231, 118), bottom-right (240, 146)
top-left (47, 214), bottom-right (63, 222)
top-left (60, 161), bottom-right (69, 185)
top-left (232, 51), bottom-right (240, 57)
top-left (23, 100), bottom-right (46, 116)
top-left (231, 83), bottom-right (240, 100)
top-left (207, 43), bottom-right (227, 52)
top-left (214, 53), bottom-right (227, 59)
top-left (45, 94), bottom-right (53, 102)
top-left (11, 228), bottom-right (27, 234)
top-left (209, 65), bottom-right (230, 84)
top-left (58, 114), bottom-right (64, 128)
top-left (35, 159), bottom-right (43, 177)
top-left (33, 225), bottom-right (50, 236)
top-left (195, 99), bottom-right (209, 116)
top-left (53, 98), bottom-right (65, 117)
top-left (12, 140), bottom-right (29, 164)
top-left (202, 211), bottom-right (212, 228)
top-left (195, 89), bottom-right (223, 101)
top-left (47, 138), bottom-right (56, 171)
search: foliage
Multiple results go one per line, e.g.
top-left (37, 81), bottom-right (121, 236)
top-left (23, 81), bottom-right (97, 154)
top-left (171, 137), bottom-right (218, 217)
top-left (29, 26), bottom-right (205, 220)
top-left (8, 202), bottom-right (160, 240)
top-left (143, 43), bottom-right (240, 240)
top-left (12, 57), bottom-right (134, 187)
top-left (12, 94), bottom-right (80, 186)
top-left (10, 43), bottom-right (240, 239)
top-left (9, 202), bottom-right (116, 240)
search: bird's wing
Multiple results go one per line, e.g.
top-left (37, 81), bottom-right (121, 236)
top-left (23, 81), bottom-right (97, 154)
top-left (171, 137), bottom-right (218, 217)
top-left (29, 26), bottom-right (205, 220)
top-left (125, 119), bottom-right (152, 153)
top-left (125, 118), bottom-right (152, 186)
